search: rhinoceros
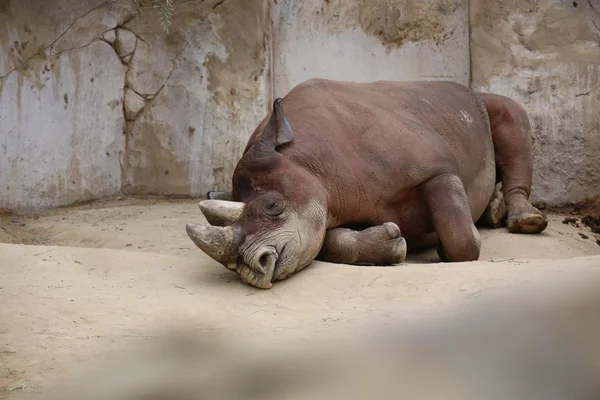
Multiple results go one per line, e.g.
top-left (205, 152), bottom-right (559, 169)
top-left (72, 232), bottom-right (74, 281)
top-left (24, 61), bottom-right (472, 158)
top-left (186, 78), bottom-right (548, 289)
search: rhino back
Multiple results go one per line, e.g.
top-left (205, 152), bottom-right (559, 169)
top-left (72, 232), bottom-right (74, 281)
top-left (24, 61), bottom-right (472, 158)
top-left (275, 79), bottom-right (496, 228)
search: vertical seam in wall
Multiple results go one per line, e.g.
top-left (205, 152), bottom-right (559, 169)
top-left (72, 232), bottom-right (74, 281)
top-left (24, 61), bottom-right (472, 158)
top-left (120, 64), bottom-right (129, 195)
top-left (114, 25), bottom-right (131, 196)
top-left (268, 0), bottom-right (275, 103)
top-left (467, 0), bottom-right (473, 88)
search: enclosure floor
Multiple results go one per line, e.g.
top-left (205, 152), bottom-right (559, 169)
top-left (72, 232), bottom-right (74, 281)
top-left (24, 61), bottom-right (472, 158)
top-left (1, 199), bottom-right (600, 398)
top-left (2, 198), bottom-right (600, 261)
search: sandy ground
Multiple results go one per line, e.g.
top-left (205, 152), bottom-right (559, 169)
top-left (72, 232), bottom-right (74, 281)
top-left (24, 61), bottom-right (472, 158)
top-left (1, 198), bottom-right (600, 398)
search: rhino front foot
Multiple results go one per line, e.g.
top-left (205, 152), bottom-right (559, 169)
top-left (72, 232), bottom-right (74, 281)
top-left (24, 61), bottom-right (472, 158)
top-left (318, 222), bottom-right (407, 266)
top-left (506, 201), bottom-right (548, 234)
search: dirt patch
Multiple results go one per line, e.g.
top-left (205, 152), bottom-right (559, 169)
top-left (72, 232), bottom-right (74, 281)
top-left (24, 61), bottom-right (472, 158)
top-left (582, 215), bottom-right (600, 234)
top-left (555, 195), bottom-right (600, 242)
top-left (562, 215), bottom-right (600, 245)
top-left (563, 216), bottom-right (581, 228)
top-left (553, 194), bottom-right (600, 216)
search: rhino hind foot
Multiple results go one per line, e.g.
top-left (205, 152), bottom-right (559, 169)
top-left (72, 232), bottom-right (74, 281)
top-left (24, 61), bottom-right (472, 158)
top-left (506, 204), bottom-right (548, 234)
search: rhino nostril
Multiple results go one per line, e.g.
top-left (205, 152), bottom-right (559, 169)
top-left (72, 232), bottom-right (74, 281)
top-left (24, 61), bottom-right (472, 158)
top-left (259, 252), bottom-right (270, 270)
top-left (256, 250), bottom-right (276, 275)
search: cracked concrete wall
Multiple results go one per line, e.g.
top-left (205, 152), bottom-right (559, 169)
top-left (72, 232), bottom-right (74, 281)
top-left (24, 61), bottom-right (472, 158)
top-left (271, 0), bottom-right (471, 96)
top-left (0, 0), bottom-right (135, 210)
top-left (1, 0), bottom-right (599, 211)
top-left (0, 0), bottom-right (271, 210)
top-left (121, 0), bottom-right (271, 197)
top-left (471, 0), bottom-right (600, 205)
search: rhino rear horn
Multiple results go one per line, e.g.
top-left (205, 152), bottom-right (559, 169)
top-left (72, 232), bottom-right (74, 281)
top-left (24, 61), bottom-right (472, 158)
top-left (262, 98), bottom-right (294, 148)
top-left (199, 200), bottom-right (245, 227)
top-left (186, 223), bottom-right (240, 266)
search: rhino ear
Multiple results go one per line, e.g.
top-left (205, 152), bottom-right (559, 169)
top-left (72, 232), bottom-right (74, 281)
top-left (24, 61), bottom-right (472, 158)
top-left (262, 98), bottom-right (294, 149)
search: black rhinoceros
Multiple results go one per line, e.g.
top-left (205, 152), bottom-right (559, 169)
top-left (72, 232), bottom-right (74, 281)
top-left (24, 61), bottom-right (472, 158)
top-left (186, 79), bottom-right (547, 288)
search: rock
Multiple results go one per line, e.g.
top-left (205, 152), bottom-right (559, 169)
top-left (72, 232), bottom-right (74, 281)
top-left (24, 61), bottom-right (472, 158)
top-left (124, 88), bottom-right (145, 121)
top-left (103, 29), bottom-right (117, 44)
top-left (114, 28), bottom-right (137, 57)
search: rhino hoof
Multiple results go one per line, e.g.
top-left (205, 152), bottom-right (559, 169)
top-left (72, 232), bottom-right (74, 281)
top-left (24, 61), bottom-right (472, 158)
top-left (383, 222), bottom-right (402, 239)
top-left (507, 212), bottom-right (548, 234)
top-left (392, 237), bottom-right (408, 264)
top-left (506, 201), bottom-right (548, 234)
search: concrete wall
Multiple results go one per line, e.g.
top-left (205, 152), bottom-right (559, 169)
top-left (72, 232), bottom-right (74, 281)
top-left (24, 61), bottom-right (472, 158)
top-left (0, 0), bottom-right (598, 210)
top-left (271, 0), bottom-right (470, 95)
top-left (470, 0), bottom-right (600, 204)
top-left (0, 0), bottom-right (131, 210)
top-left (0, 0), bottom-right (271, 210)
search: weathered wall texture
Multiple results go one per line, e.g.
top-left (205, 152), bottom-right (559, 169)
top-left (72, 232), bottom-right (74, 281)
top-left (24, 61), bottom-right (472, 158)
top-left (0, 0), bottom-right (134, 210)
top-left (1, 0), bottom-right (599, 210)
top-left (0, 0), bottom-right (271, 210)
top-left (470, 0), bottom-right (600, 204)
top-left (271, 0), bottom-right (470, 96)
top-left (121, 0), bottom-right (271, 196)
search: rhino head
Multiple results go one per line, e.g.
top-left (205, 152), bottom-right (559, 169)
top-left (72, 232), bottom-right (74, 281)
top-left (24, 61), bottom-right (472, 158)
top-left (186, 99), bottom-right (329, 289)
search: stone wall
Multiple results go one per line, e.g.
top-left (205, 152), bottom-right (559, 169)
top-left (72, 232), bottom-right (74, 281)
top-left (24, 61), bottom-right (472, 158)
top-left (0, 0), bottom-right (598, 210)
top-left (271, 0), bottom-right (470, 96)
top-left (470, 0), bottom-right (600, 204)
top-left (0, 0), bottom-right (271, 210)
top-left (0, 0), bottom-right (132, 210)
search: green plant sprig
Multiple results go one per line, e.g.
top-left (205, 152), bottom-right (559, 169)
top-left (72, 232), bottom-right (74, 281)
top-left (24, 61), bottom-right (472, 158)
top-left (154, 0), bottom-right (174, 32)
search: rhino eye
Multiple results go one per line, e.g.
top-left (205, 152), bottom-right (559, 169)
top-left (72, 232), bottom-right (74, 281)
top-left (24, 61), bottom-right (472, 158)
top-left (262, 198), bottom-right (285, 217)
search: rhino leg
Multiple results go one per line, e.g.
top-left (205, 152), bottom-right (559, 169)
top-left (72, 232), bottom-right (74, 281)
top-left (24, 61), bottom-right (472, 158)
top-left (423, 174), bottom-right (481, 262)
top-left (477, 182), bottom-right (507, 228)
top-left (317, 222), bottom-right (407, 265)
top-left (478, 93), bottom-right (548, 234)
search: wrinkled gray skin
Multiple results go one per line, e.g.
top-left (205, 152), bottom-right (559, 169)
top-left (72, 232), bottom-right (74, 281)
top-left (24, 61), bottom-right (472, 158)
top-left (187, 79), bottom-right (548, 289)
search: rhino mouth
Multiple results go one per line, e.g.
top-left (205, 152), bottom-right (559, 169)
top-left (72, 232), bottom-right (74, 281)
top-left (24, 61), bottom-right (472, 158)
top-left (240, 240), bottom-right (298, 288)
top-left (236, 246), bottom-right (278, 289)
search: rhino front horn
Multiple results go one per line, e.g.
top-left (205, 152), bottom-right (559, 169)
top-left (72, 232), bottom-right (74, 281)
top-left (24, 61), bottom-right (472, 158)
top-left (199, 200), bottom-right (245, 227)
top-left (186, 223), bottom-right (240, 266)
